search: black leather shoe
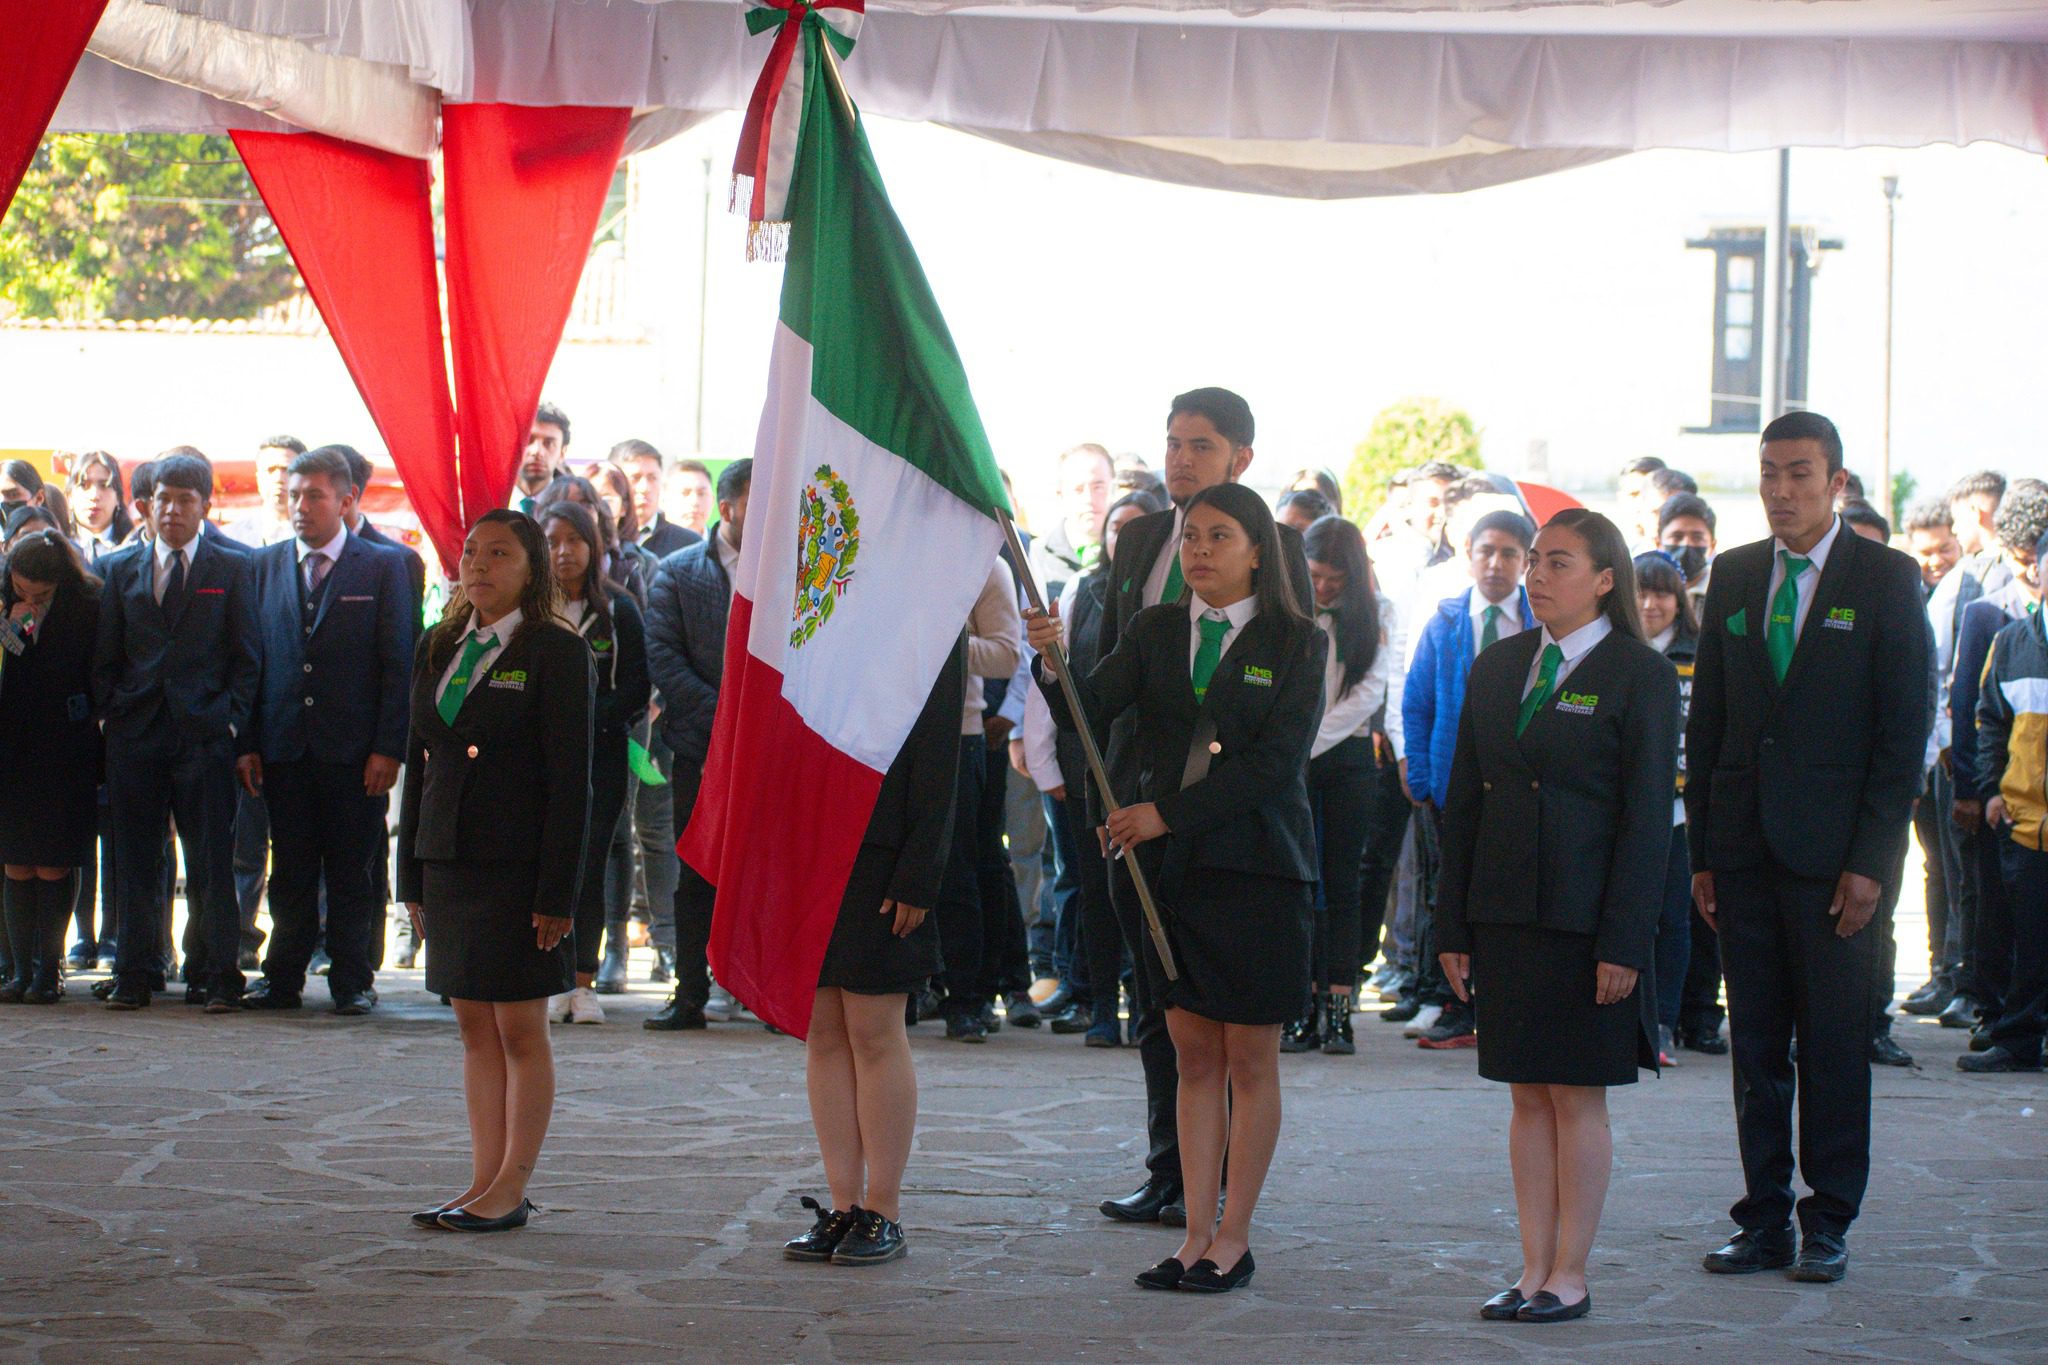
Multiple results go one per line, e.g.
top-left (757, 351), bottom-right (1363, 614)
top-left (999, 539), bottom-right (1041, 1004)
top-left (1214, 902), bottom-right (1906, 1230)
top-left (1703, 1226), bottom-right (1795, 1274)
top-left (831, 1207), bottom-right (907, 1265)
top-left (1048, 1005), bottom-right (1093, 1035)
top-left (1516, 1290), bottom-right (1590, 1322)
top-left (1004, 994), bottom-right (1042, 1029)
top-left (1868, 1034), bottom-right (1913, 1067)
top-left (1937, 994), bottom-right (1980, 1029)
top-left (105, 983), bottom-right (151, 1010)
top-left (1969, 1025), bottom-right (1996, 1053)
top-left (184, 986), bottom-right (210, 1007)
top-left (1901, 980), bottom-right (1953, 1016)
top-left (1479, 1288), bottom-right (1527, 1321)
top-left (644, 995), bottom-right (707, 1031)
top-left (1679, 1028), bottom-right (1730, 1055)
top-left (783, 1195), bottom-right (858, 1261)
top-left (1382, 994), bottom-right (1423, 1024)
top-left (241, 983), bottom-right (303, 1010)
top-left (1177, 1251), bottom-right (1254, 1293)
top-left (945, 1013), bottom-right (987, 1044)
top-left (1791, 1231), bottom-right (1848, 1282)
top-left (1100, 1174), bottom-right (1182, 1223)
top-left (333, 989), bottom-right (377, 1017)
top-left (1958, 1045), bottom-right (2045, 1073)
top-left (1158, 1197), bottom-right (1188, 1228)
top-left (437, 1199), bottom-right (533, 1233)
top-left (1134, 1257), bottom-right (1186, 1290)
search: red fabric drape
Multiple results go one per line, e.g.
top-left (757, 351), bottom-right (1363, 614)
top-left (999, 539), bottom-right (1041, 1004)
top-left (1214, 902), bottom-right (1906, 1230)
top-left (0, 0), bottom-right (110, 218)
top-left (231, 130), bottom-right (465, 570)
top-left (441, 104), bottom-right (631, 523)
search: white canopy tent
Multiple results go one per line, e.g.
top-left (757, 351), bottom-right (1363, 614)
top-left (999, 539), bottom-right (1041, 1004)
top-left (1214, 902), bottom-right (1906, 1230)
top-left (50, 0), bottom-right (2048, 197)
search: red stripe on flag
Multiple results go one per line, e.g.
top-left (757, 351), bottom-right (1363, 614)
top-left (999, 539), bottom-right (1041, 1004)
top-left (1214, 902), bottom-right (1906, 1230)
top-left (681, 593), bottom-right (882, 1040)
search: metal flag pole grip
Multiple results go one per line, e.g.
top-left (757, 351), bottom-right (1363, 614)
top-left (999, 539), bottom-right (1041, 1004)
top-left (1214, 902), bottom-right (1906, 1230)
top-left (993, 509), bottom-right (1179, 982)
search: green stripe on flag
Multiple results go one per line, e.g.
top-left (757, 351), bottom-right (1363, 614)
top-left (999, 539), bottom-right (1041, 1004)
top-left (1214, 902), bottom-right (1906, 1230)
top-left (777, 27), bottom-right (1011, 521)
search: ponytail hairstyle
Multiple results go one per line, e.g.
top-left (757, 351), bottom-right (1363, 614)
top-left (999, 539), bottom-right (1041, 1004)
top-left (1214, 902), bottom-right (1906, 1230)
top-left (1544, 507), bottom-right (1644, 641)
top-left (2, 528), bottom-right (99, 606)
top-left (423, 509), bottom-right (561, 672)
top-left (1180, 481), bottom-right (1309, 628)
top-left (1302, 513), bottom-right (1381, 696)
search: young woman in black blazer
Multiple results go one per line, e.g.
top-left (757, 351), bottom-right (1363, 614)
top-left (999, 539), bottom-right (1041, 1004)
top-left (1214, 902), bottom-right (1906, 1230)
top-left (0, 532), bottom-right (103, 1003)
top-left (541, 502), bottom-right (649, 1026)
top-left (1436, 508), bottom-right (1677, 1323)
top-left (1634, 551), bottom-right (1705, 1065)
top-left (397, 510), bottom-right (594, 1233)
top-left (1029, 482), bottom-right (1325, 1295)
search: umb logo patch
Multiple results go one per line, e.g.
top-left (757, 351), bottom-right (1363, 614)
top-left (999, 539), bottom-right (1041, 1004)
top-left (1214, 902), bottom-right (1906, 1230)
top-left (1823, 606), bottom-right (1856, 631)
top-left (486, 668), bottom-right (527, 691)
top-left (1555, 689), bottom-right (1598, 716)
top-left (791, 465), bottom-right (859, 649)
top-left (1242, 665), bottom-right (1274, 687)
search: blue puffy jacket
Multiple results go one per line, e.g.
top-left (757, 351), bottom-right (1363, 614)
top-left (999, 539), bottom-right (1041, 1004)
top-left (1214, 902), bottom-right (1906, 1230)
top-left (1401, 585), bottom-right (1536, 808)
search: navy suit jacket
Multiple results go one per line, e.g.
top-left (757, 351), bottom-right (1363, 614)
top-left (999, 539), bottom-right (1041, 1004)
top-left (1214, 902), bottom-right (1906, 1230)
top-left (91, 535), bottom-right (261, 748)
top-left (244, 532), bottom-right (416, 766)
top-left (356, 519), bottom-right (428, 631)
top-left (645, 531), bottom-right (731, 766)
top-left (640, 515), bottom-right (701, 560)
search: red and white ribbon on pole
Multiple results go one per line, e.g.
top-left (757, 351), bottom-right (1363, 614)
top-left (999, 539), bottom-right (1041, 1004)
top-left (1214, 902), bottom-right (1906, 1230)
top-left (732, 0), bottom-right (863, 259)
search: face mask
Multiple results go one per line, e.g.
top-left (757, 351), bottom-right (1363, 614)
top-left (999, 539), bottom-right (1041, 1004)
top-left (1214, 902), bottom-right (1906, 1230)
top-left (1666, 544), bottom-right (1710, 582)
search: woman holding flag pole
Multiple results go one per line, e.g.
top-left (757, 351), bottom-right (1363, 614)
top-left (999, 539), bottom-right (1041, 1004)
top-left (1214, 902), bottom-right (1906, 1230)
top-left (1029, 482), bottom-right (1324, 1294)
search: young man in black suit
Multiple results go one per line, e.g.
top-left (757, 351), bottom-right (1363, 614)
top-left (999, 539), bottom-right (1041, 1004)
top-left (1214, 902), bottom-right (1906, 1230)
top-left (236, 447), bottom-right (416, 1016)
top-left (91, 453), bottom-right (262, 1011)
top-left (642, 459), bottom-right (751, 1029)
top-left (611, 439), bottom-right (702, 558)
top-left (1091, 387), bottom-right (1313, 1227)
top-left (1687, 412), bottom-right (1933, 1284)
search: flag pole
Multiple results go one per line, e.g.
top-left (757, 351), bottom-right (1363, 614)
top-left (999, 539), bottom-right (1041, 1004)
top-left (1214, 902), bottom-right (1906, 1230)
top-left (994, 509), bottom-right (1179, 982)
top-left (816, 28), bottom-right (859, 125)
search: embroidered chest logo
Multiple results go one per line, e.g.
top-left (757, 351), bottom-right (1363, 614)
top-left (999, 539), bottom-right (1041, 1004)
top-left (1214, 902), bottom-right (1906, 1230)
top-left (1555, 690), bottom-right (1598, 716)
top-left (486, 668), bottom-right (527, 691)
top-left (791, 464), bottom-right (859, 649)
top-left (1242, 665), bottom-right (1274, 687)
top-left (1823, 606), bottom-right (1856, 631)
top-left (591, 638), bottom-right (613, 653)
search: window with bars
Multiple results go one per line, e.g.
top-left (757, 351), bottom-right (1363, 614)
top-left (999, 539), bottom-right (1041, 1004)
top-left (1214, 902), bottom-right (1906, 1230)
top-left (1684, 228), bottom-right (1839, 434)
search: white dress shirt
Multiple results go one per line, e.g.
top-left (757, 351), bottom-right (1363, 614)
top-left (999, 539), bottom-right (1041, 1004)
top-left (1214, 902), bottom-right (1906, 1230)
top-left (436, 607), bottom-right (524, 709)
top-left (153, 534), bottom-right (197, 603)
top-left (1522, 614), bottom-right (1613, 699)
top-left (1765, 514), bottom-right (1843, 643)
top-left (1187, 591), bottom-right (1258, 677)
top-left (81, 528), bottom-right (123, 566)
top-left (297, 524), bottom-right (347, 592)
top-left (714, 524), bottom-right (741, 596)
top-left (1470, 586), bottom-right (1526, 657)
top-left (557, 597), bottom-right (588, 631)
top-left (1312, 595), bottom-right (1397, 758)
top-left (1141, 507), bottom-right (1188, 609)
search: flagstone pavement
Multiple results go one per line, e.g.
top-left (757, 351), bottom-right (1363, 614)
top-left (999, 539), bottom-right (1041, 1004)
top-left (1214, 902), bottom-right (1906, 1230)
top-left (1, 962), bottom-right (2042, 1365)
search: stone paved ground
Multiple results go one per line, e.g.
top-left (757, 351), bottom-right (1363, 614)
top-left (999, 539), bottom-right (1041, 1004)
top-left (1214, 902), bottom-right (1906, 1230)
top-left (2, 933), bottom-right (2043, 1365)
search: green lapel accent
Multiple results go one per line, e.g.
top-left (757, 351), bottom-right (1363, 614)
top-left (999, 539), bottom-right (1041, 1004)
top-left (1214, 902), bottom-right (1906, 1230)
top-left (1726, 606), bottom-right (1748, 638)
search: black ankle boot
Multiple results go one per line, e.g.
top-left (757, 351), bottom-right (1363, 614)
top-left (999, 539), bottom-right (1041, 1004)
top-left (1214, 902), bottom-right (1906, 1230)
top-left (1321, 993), bottom-right (1356, 1054)
top-left (0, 878), bottom-right (35, 1003)
top-left (25, 875), bottom-right (75, 1004)
top-left (1280, 993), bottom-right (1323, 1053)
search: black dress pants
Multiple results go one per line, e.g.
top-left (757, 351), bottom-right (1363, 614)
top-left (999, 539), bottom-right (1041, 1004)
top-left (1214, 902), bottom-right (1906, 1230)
top-left (1911, 765), bottom-right (1951, 983)
top-left (1967, 828), bottom-right (2013, 1019)
top-left (263, 759), bottom-right (385, 998)
top-left (973, 737), bottom-right (1032, 1005)
top-left (668, 762), bottom-right (717, 1011)
top-left (1307, 736), bottom-right (1374, 991)
top-left (1678, 906), bottom-right (1726, 1037)
top-left (1107, 851), bottom-right (1179, 1180)
top-left (1717, 861), bottom-right (1882, 1239)
top-left (1354, 752), bottom-right (1411, 974)
top-left (110, 733), bottom-right (241, 998)
top-left (1987, 840), bottom-right (2048, 1064)
top-left (936, 737), bottom-right (992, 1018)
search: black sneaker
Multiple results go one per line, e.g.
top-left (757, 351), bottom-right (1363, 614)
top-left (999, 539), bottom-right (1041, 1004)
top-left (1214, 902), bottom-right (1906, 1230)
top-left (783, 1196), bottom-right (858, 1261)
top-left (945, 1013), bottom-right (987, 1044)
top-left (978, 1001), bottom-right (1003, 1034)
top-left (1418, 1003), bottom-right (1477, 1049)
top-left (1048, 1004), bottom-right (1093, 1035)
top-left (831, 1207), bottom-right (907, 1265)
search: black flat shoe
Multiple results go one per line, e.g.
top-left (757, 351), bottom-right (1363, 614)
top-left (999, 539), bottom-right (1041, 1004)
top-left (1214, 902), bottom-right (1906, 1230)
top-left (1703, 1225), bottom-right (1795, 1274)
top-left (411, 1201), bottom-right (462, 1230)
top-left (783, 1195), bottom-right (858, 1262)
top-left (1100, 1174), bottom-right (1181, 1224)
top-left (1134, 1257), bottom-right (1186, 1290)
top-left (1479, 1288), bottom-right (1527, 1321)
top-left (241, 983), bottom-right (303, 1010)
top-left (1791, 1231), bottom-right (1848, 1282)
top-left (1177, 1251), bottom-right (1254, 1293)
top-left (1516, 1290), bottom-right (1589, 1323)
top-left (437, 1199), bottom-right (533, 1233)
top-left (830, 1207), bottom-right (907, 1265)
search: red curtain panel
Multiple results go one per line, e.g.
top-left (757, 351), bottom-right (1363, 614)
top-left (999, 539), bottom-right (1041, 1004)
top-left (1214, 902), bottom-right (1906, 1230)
top-left (1, 0), bottom-right (111, 217)
top-left (440, 104), bottom-right (631, 526)
top-left (232, 130), bottom-right (465, 571)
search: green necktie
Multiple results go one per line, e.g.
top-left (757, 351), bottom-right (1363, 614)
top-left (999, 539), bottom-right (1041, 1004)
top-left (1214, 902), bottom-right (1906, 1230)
top-left (439, 629), bottom-right (495, 725)
top-left (1163, 549), bottom-right (1185, 604)
top-left (1480, 602), bottom-right (1502, 653)
top-left (519, 495), bottom-right (536, 517)
top-left (1515, 642), bottom-right (1564, 737)
top-left (1191, 615), bottom-right (1231, 702)
top-left (1766, 551), bottom-right (1811, 683)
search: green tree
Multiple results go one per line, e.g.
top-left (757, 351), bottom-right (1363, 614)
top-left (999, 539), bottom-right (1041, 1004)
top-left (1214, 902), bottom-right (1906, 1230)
top-left (1344, 397), bottom-right (1483, 521)
top-left (0, 134), bottom-right (297, 320)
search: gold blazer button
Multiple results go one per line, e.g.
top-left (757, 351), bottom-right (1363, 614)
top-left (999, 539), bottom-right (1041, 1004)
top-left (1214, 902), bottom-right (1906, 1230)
top-left (1482, 781), bottom-right (1492, 791)
top-left (1207, 740), bottom-right (1222, 754)
top-left (1530, 780), bottom-right (1540, 790)
top-left (467, 745), bottom-right (479, 759)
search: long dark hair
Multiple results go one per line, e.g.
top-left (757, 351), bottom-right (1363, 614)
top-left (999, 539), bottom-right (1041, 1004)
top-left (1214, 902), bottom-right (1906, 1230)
top-left (66, 451), bottom-right (133, 543)
top-left (1543, 507), bottom-right (1644, 641)
top-left (1181, 482), bottom-right (1309, 627)
top-left (3, 528), bottom-right (100, 605)
top-left (423, 510), bottom-right (561, 672)
top-left (1100, 488), bottom-right (1167, 573)
top-left (538, 500), bottom-right (621, 642)
top-left (588, 462), bottom-right (640, 542)
top-left (1302, 514), bottom-right (1381, 695)
top-left (1632, 550), bottom-right (1700, 639)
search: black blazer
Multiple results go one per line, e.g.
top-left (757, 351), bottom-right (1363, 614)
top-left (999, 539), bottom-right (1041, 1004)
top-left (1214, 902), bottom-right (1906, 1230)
top-left (640, 515), bottom-right (701, 559)
top-left (0, 581), bottom-right (103, 781)
top-left (1685, 524), bottom-right (1933, 884)
top-left (645, 532), bottom-right (731, 765)
top-left (1052, 568), bottom-right (1109, 793)
top-left (394, 621), bottom-right (596, 918)
top-left (1042, 603), bottom-right (1324, 897)
top-left (91, 535), bottom-right (261, 748)
top-left (858, 640), bottom-right (965, 909)
top-left (568, 589), bottom-right (651, 742)
top-left (1437, 628), bottom-right (1679, 969)
top-left (355, 519), bottom-right (428, 633)
top-left (244, 533), bottom-right (415, 766)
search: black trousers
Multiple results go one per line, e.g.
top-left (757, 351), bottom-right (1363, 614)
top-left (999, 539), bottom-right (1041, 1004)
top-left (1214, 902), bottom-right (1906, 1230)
top-left (1054, 789), bottom-right (1121, 1014)
top-left (934, 737), bottom-right (1003, 1018)
top-left (1986, 840), bottom-right (2048, 1062)
top-left (668, 761), bottom-right (717, 1011)
top-left (974, 736), bottom-right (1032, 1003)
top-left (1911, 765), bottom-right (1952, 983)
top-left (1307, 736), bottom-right (1375, 991)
top-left (1410, 805), bottom-right (1453, 1006)
top-left (573, 734), bottom-right (630, 976)
top-left (1717, 861), bottom-right (1882, 1238)
top-left (1965, 828), bottom-right (2013, 1019)
top-left (110, 733), bottom-right (241, 997)
top-left (1679, 906), bottom-right (1726, 1037)
top-left (263, 759), bottom-right (386, 998)
top-left (1107, 848), bottom-right (1180, 1180)
top-left (1355, 753), bottom-right (1411, 974)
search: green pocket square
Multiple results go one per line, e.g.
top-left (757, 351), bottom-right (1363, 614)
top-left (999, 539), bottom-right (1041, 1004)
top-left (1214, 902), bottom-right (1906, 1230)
top-left (1726, 606), bottom-right (1748, 637)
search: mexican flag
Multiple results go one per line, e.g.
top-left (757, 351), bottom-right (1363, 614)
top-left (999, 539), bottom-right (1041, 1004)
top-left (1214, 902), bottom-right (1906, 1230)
top-left (680, 12), bottom-right (1008, 1040)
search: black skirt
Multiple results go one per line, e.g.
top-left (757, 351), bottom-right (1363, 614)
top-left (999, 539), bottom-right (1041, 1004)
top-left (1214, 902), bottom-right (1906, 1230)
top-left (421, 860), bottom-right (573, 1002)
top-left (1151, 867), bottom-right (1312, 1026)
top-left (816, 843), bottom-right (941, 996)
top-left (1470, 921), bottom-right (1657, 1087)
top-left (0, 772), bottom-right (96, 867)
